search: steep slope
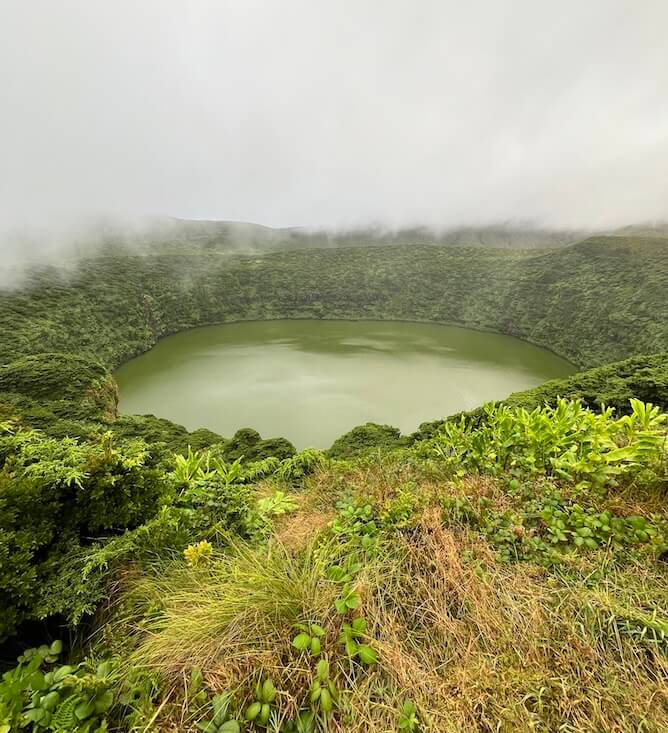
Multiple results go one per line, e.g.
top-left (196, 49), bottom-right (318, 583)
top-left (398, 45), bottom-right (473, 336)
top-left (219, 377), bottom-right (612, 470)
top-left (0, 236), bottom-right (665, 371)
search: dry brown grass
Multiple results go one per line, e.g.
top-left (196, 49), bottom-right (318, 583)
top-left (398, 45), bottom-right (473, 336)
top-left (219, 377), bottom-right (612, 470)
top-left (274, 509), bottom-right (335, 553)
top-left (113, 466), bottom-right (668, 733)
top-left (346, 508), bottom-right (668, 733)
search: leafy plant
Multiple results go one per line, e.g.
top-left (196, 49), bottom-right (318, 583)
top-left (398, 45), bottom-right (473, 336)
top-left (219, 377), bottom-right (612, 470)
top-left (332, 501), bottom-right (379, 551)
top-left (308, 660), bottom-right (338, 718)
top-left (282, 709), bottom-right (316, 733)
top-left (441, 485), bottom-right (667, 565)
top-left (275, 449), bottom-right (327, 483)
top-left (292, 623), bottom-right (327, 657)
top-left (334, 584), bottom-right (361, 615)
top-left (430, 399), bottom-right (666, 490)
top-left (0, 642), bottom-right (115, 733)
top-left (174, 446), bottom-right (208, 484)
top-left (116, 667), bottom-right (160, 731)
top-left (338, 617), bottom-right (377, 665)
top-left (257, 490), bottom-right (298, 518)
top-left (325, 559), bottom-right (361, 584)
top-left (184, 540), bottom-right (214, 567)
top-left (244, 678), bottom-right (277, 728)
top-left (398, 699), bottom-right (420, 731)
top-left (0, 427), bottom-right (168, 639)
top-left (188, 667), bottom-right (208, 707)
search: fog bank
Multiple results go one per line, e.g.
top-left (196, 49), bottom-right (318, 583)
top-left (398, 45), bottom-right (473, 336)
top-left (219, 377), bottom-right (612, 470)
top-left (1, 1), bottom-right (667, 240)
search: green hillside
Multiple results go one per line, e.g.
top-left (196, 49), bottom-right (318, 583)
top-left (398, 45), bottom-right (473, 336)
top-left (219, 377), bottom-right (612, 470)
top-left (0, 234), bottom-right (667, 732)
top-left (1, 236), bottom-right (666, 370)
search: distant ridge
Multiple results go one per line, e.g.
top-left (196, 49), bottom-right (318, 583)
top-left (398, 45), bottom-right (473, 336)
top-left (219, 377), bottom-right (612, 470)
top-left (100, 217), bottom-right (668, 255)
top-left (102, 218), bottom-right (590, 254)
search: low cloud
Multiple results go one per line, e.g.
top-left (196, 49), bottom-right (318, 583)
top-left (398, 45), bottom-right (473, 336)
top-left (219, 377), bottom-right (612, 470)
top-left (1, 1), bottom-right (667, 252)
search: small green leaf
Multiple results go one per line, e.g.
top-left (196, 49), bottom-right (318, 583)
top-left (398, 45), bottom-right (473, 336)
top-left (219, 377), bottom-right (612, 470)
top-left (316, 659), bottom-right (329, 680)
top-left (96, 661), bottom-right (113, 678)
top-left (212, 694), bottom-right (231, 725)
top-left (345, 594), bottom-right (361, 610)
top-left (319, 688), bottom-right (333, 714)
top-left (261, 678), bottom-right (276, 703)
top-left (260, 702), bottom-right (271, 724)
top-left (41, 691), bottom-right (60, 711)
top-left (95, 689), bottom-right (114, 713)
top-left (310, 637), bottom-right (321, 656)
top-left (357, 645), bottom-right (378, 665)
top-left (327, 680), bottom-right (339, 701)
top-left (24, 708), bottom-right (45, 723)
top-left (196, 719), bottom-right (217, 733)
top-left (75, 699), bottom-right (96, 720)
top-left (245, 702), bottom-right (261, 721)
top-left (29, 671), bottom-right (46, 691)
top-left (220, 722), bottom-right (240, 733)
top-left (53, 665), bottom-right (76, 682)
top-left (351, 617), bottom-right (367, 633)
top-left (190, 666), bottom-right (203, 689)
top-left (309, 682), bottom-right (321, 703)
top-left (292, 633), bottom-right (311, 651)
top-left (49, 640), bottom-right (63, 656)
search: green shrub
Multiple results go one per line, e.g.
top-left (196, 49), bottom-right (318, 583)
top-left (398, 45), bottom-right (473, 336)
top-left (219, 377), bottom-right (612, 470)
top-left (0, 425), bottom-right (170, 639)
top-left (328, 423), bottom-right (406, 460)
top-left (222, 428), bottom-right (295, 463)
top-left (428, 398), bottom-right (666, 490)
top-left (275, 449), bottom-right (327, 483)
top-left (0, 353), bottom-right (116, 413)
top-left (440, 487), bottom-right (667, 565)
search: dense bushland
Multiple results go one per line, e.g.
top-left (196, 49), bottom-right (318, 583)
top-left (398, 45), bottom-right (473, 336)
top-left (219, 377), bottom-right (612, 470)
top-left (0, 236), bottom-right (666, 370)
top-left (412, 350), bottom-right (668, 445)
top-left (0, 417), bottom-right (314, 641)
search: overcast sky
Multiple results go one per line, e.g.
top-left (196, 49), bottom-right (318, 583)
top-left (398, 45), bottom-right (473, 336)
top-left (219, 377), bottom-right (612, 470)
top-left (2, 0), bottom-right (668, 234)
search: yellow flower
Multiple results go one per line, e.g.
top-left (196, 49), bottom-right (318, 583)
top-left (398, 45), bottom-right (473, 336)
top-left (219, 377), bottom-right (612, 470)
top-left (184, 540), bottom-right (213, 567)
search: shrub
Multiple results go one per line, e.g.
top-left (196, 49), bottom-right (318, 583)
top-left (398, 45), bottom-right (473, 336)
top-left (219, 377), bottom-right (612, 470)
top-left (428, 398), bottom-right (666, 490)
top-left (0, 642), bottom-right (115, 733)
top-left (0, 425), bottom-right (169, 640)
top-left (328, 423), bottom-right (406, 460)
top-left (276, 449), bottom-right (327, 483)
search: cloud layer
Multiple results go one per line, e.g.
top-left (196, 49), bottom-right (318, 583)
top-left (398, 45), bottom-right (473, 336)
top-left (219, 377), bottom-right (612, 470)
top-left (2, 0), bottom-right (667, 233)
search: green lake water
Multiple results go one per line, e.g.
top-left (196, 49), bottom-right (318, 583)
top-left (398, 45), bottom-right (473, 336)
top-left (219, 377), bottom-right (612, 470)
top-left (115, 320), bottom-right (574, 448)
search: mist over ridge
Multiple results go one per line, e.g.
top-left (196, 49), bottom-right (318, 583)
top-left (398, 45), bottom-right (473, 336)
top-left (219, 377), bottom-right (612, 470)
top-left (2, 0), bottom-right (668, 257)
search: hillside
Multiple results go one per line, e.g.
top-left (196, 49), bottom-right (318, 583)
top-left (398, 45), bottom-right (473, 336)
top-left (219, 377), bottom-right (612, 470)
top-left (0, 234), bottom-right (667, 732)
top-left (1, 236), bottom-right (666, 373)
top-left (82, 217), bottom-right (668, 255)
top-left (1, 396), bottom-right (666, 732)
top-left (72, 218), bottom-right (590, 255)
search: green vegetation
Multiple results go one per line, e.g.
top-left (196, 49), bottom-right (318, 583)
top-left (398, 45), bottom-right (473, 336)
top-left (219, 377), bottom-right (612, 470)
top-left (1, 236), bottom-right (666, 371)
top-left (0, 233), bottom-right (664, 450)
top-left (1, 398), bottom-right (666, 731)
top-left (0, 233), bottom-right (667, 731)
top-left (413, 351), bottom-right (668, 443)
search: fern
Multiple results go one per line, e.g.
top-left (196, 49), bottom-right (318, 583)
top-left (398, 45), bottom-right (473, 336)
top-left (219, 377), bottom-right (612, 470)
top-left (52, 694), bottom-right (80, 732)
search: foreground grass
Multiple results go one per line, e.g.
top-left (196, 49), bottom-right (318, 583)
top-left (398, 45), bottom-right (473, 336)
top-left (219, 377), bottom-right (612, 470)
top-left (4, 400), bottom-right (665, 732)
top-left (101, 457), bottom-right (668, 733)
